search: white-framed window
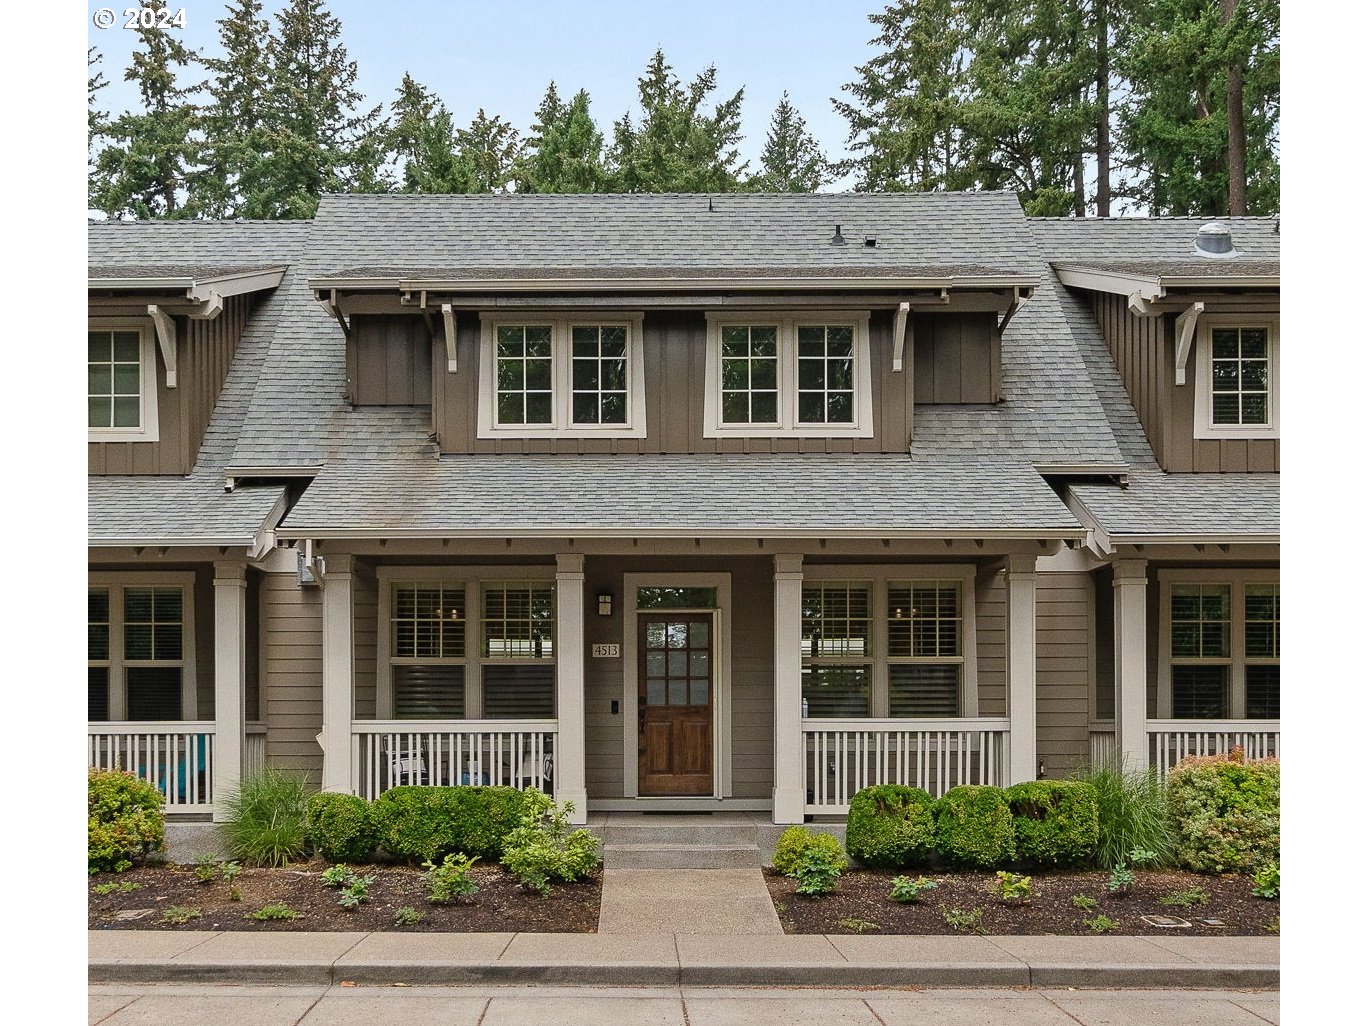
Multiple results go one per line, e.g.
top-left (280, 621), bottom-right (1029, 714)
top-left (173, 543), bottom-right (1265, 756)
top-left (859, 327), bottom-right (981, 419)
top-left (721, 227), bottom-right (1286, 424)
top-left (704, 311), bottom-right (874, 437)
top-left (1193, 318), bottom-right (1278, 439)
top-left (88, 573), bottom-right (196, 721)
top-left (477, 314), bottom-right (646, 439)
top-left (1158, 570), bottom-right (1279, 719)
top-left (800, 565), bottom-right (977, 718)
top-left (89, 321), bottom-right (160, 442)
top-left (377, 568), bottom-right (557, 720)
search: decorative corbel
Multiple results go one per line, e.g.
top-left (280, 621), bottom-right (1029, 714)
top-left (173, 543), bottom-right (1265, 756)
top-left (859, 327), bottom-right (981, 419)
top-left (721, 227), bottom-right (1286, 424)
top-left (1174, 301), bottom-right (1205, 385)
top-left (442, 302), bottom-right (457, 373)
top-left (316, 288), bottom-right (351, 339)
top-left (892, 301), bottom-right (911, 372)
top-left (997, 286), bottom-right (1030, 333)
top-left (186, 290), bottom-right (224, 320)
top-left (147, 304), bottom-right (177, 388)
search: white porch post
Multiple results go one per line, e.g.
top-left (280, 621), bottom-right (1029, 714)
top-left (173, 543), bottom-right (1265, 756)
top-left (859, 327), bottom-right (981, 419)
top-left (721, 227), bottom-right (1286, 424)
top-left (1005, 553), bottom-right (1038, 784)
top-left (772, 553), bottom-right (805, 824)
top-left (1113, 558), bottom-right (1149, 772)
top-left (321, 554), bottom-right (354, 793)
top-left (212, 560), bottom-right (248, 822)
top-left (555, 554), bottom-right (588, 824)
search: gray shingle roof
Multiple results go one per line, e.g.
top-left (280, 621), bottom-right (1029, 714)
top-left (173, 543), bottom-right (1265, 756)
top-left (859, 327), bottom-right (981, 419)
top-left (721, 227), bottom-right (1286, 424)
top-left (1068, 471), bottom-right (1279, 543)
top-left (1032, 215), bottom-right (1280, 261)
top-left (280, 448), bottom-right (1083, 537)
top-left (318, 263), bottom-right (1028, 282)
top-left (89, 262), bottom-right (284, 280)
top-left (1051, 258), bottom-right (1278, 278)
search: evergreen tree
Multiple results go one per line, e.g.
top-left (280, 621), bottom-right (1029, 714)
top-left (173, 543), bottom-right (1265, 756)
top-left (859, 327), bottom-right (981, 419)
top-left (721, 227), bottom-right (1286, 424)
top-left (450, 109), bottom-right (523, 192)
top-left (517, 83), bottom-right (607, 193)
top-left (835, 0), bottom-right (972, 192)
top-left (89, 1), bottom-right (200, 218)
top-left (749, 93), bottom-right (832, 191)
top-left (607, 50), bottom-right (746, 192)
top-left (88, 47), bottom-right (108, 175)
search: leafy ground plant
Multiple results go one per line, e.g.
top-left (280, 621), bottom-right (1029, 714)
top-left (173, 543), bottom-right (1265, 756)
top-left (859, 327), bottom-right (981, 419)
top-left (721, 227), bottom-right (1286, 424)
top-left (500, 790), bottom-right (600, 896)
top-left (320, 864), bottom-right (351, 888)
top-left (1071, 894), bottom-right (1097, 910)
top-left (1159, 886), bottom-right (1210, 908)
top-left (92, 881), bottom-right (143, 895)
top-left (160, 906), bottom-right (201, 925)
top-left (794, 846), bottom-right (845, 896)
top-left (1264, 915), bottom-right (1279, 934)
top-left (1108, 864), bottom-right (1134, 894)
top-left (220, 861), bottom-right (242, 885)
top-left (338, 873), bottom-right (376, 909)
top-left (941, 907), bottom-right (986, 935)
top-left (1084, 913), bottom-right (1118, 933)
top-left (246, 902), bottom-right (301, 921)
top-left (837, 917), bottom-right (880, 933)
top-left (422, 853), bottom-right (480, 903)
top-left (193, 855), bottom-right (221, 884)
top-left (1252, 862), bottom-right (1279, 899)
top-left (889, 875), bottom-right (938, 903)
top-left (221, 768), bottom-right (312, 868)
top-left (993, 871), bottom-right (1033, 901)
top-left (394, 906), bottom-right (425, 927)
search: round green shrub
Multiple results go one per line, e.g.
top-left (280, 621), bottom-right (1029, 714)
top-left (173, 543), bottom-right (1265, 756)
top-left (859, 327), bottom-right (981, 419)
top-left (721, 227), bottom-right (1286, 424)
top-left (305, 792), bottom-right (379, 863)
top-left (933, 785), bottom-right (1015, 868)
top-left (845, 784), bottom-right (936, 868)
top-left (89, 769), bottom-right (165, 874)
top-left (770, 826), bottom-right (847, 877)
top-left (1168, 754), bottom-right (1279, 874)
top-left (1006, 780), bottom-right (1100, 868)
top-left (374, 785), bottom-right (527, 863)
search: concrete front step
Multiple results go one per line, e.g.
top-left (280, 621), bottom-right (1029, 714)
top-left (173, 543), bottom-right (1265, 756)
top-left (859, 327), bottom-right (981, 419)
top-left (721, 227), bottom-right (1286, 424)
top-left (602, 843), bottom-right (763, 869)
top-left (598, 822), bottom-right (760, 847)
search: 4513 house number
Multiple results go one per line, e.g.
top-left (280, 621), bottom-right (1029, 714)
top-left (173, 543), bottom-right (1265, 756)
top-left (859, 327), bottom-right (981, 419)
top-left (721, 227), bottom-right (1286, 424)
top-left (591, 644), bottom-right (620, 658)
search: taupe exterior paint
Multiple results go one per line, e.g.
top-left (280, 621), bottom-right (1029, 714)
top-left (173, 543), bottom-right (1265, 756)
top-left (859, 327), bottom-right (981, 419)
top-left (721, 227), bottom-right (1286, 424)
top-left (89, 293), bottom-right (255, 476)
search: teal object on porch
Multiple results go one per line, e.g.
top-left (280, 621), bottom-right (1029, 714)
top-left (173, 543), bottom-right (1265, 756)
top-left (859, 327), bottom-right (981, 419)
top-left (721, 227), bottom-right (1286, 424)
top-left (153, 735), bottom-right (209, 803)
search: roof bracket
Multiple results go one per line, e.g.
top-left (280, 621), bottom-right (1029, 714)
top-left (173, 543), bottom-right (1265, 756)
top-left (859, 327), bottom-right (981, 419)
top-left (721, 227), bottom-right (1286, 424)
top-left (317, 288), bottom-right (351, 340)
top-left (185, 290), bottom-right (224, 321)
top-left (441, 302), bottom-right (458, 373)
top-left (892, 301), bottom-right (911, 372)
top-left (147, 304), bottom-right (177, 388)
top-left (997, 286), bottom-right (1029, 334)
top-left (1173, 301), bottom-right (1205, 385)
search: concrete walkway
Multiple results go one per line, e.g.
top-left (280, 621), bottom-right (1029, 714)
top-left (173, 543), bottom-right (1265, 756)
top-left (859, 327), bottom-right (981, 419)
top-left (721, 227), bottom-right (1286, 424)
top-left (597, 869), bottom-right (783, 934)
top-left (88, 930), bottom-right (1278, 989)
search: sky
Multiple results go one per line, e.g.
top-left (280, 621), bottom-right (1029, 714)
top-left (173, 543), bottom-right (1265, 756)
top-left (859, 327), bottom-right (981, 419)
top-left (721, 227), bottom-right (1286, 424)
top-left (87, 0), bottom-right (883, 181)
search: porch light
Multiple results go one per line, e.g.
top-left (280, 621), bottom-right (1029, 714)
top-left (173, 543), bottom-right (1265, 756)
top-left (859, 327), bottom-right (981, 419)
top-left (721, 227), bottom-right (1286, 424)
top-left (597, 592), bottom-right (613, 616)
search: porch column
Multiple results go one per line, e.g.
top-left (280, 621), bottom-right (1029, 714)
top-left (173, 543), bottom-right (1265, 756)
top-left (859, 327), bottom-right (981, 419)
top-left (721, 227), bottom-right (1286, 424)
top-left (1113, 558), bottom-right (1149, 772)
top-left (212, 560), bottom-right (248, 823)
top-left (1005, 554), bottom-right (1038, 785)
top-left (321, 554), bottom-right (354, 793)
top-left (772, 553), bottom-right (805, 824)
top-left (555, 554), bottom-right (588, 824)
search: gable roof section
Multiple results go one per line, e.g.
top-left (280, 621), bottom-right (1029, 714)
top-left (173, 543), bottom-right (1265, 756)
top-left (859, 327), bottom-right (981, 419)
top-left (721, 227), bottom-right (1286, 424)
top-left (1067, 470), bottom-right (1279, 548)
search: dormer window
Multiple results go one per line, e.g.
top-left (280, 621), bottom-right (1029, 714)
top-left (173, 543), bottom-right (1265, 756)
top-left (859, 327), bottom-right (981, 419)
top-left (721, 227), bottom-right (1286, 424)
top-left (1194, 318), bottom-right (1278, 439)
top-left (704, 312), bottom-right (873, 438)
top-left (88, 321), bottom-right (159, 442)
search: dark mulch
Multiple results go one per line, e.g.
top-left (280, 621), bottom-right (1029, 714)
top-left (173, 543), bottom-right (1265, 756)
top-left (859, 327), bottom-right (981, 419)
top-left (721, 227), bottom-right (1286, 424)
top-left (766, 867), bottom-right (1279, 936)
top-left (88, 861), bottom-right (601, 932)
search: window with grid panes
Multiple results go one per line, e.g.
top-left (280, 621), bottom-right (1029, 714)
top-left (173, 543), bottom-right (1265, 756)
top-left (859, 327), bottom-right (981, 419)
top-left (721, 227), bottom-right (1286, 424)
top-left (796, 325), bottom-right (856, 424)
top-left (1244, 585), bottom-right (1279, 718)
top-left (887, 581), bottom-right (963, 716)
top-left (390, 584), bottom-right (466, 718)
top-left (123, 586), bottom-right (185, 720)
top-left (1210, 327), bottom-right (1270, 426)
top-left (801, 582), bottom-right (872, 716)
top-left (482, 583), bottom-right (555, 718)
top-left (1169, 583), bottom-right (1231, 718)
top-left (571, 325), bottom-right (629, 425)
top-left (88, 329), bottom-right (144, 429)
top-left (89, 588), bottom-right (111, 721)
top-left (495, 325), bottom-right (554, 425)
top-left (720, 325), bottom-right (780, 424)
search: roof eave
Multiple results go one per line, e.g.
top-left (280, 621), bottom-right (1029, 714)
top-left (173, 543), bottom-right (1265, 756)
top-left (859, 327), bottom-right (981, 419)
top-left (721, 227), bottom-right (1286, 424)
top-left (88, 265), bottom-right (288, 300)
top-left (1052, 263), bottom-right (1278, 298)
top-left (276, 525), bottom-right (1087, 541)
top-left (307, 273), bottom-right (1039, 293)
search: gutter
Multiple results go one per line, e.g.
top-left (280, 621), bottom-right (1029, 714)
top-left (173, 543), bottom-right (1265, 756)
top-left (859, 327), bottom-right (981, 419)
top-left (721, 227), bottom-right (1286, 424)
top-left (309, 273), bottom-right (1040, 294)
top-left (275, 525), bottom-right (1087, 542)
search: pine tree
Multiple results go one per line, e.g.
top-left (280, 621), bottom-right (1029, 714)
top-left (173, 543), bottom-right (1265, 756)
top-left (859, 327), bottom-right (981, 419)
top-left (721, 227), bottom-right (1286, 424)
top-left (517, 83), bottom-right (607, 193)
top-left (450, 110), bottom-right (524, 193)
top-left (88, 47), bottom-right (108, 176)
top-left (749, 93), bottom-right (832, 192)
top-left (607, 50), bottom-right (746, 192)
top-left (89, 1), bottom-right (200, 218)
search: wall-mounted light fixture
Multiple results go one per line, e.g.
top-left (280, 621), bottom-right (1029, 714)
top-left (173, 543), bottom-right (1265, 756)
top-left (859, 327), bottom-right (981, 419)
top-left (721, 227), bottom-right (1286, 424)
top-left (597, 592), bottom-right (613, 616)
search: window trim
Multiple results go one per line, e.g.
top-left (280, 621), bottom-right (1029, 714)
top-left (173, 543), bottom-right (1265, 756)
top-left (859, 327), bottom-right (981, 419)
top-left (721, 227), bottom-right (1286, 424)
top-left (1157, 568), bottom-right (1279, 720)
top-left (476, 313), bottom-right (647, 439)
top-left (801, 564), bottom-right (978, 718)
top-left (376, 566), bottom-right (558, 720)
top-left (1192, 316), bottom-right (1279, 440)
top-left (703, 311), bottom-right (874, 438)
top-left (88, 572), bottom-right (196, 721)
top-left (88, 319), bottom-right (161, 443)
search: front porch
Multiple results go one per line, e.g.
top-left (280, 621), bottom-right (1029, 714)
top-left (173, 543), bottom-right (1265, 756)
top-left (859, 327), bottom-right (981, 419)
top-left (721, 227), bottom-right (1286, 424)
top-left (1088, 719), bottom-right (1280, 779)
top-left (87, 721), bottom-right (267, 814)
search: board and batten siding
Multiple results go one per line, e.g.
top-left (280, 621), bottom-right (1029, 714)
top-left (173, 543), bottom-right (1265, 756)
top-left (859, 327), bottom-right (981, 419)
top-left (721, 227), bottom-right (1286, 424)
top-left (89, 293), bottom-right (253, 476)
top-left (1089, 293), bottom-right (1279, 473)
top-left (911, 312), bottom-right (1000, 404)
top-left (259, 569), bottom-right (324, 777)
top-left (348, 315), bottom-right (432, 406)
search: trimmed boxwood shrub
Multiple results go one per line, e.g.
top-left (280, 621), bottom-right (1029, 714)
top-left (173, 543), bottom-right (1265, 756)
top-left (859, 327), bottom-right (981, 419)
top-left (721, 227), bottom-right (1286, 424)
top-left (1007, 780), bottom-right (1101, 868)
top-left (933, 785), bottom-right (1015, 868)
top-left (305, 792), bottom-right (379, 863)
top-left (1168, 751), bottom-right (1279, 874)
top-left (845, 785), bottom-right (936, 868)
top-left (89, 769), bottom-right (165, 874)
top-left (373, 785), bottom-right (527, 863)
top-left (771, 825), bottom-right (847, 877)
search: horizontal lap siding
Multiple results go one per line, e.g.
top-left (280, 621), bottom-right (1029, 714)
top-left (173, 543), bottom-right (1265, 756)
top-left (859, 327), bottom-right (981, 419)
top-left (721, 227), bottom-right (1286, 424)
top-left (194, 569), bottom-right (215, 718)
top-left (730, 561), bottom-right (774, 798)
top-left (353, 564), bottom-right (377, 719)
top-left (975, 570), bottom-right (1006, 716)
top-left (1035, 571), bottom-right (1092, 777)
top-left (260, 572), bottom-right (324, 777)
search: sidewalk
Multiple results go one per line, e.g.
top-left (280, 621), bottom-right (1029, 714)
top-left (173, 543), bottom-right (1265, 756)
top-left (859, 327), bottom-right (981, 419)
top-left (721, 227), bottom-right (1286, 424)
top-left (88, 930), bottom-right (1279, 989)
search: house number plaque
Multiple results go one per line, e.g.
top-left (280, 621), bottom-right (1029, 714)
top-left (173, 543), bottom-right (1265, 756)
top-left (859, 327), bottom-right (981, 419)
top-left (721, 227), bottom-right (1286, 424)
top-left (591, 644), bottom-right (621, 658)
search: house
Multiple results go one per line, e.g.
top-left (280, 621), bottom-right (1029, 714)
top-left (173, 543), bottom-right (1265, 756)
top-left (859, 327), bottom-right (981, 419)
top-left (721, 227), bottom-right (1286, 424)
top-left (87, 193), bottom-right (1279, 825)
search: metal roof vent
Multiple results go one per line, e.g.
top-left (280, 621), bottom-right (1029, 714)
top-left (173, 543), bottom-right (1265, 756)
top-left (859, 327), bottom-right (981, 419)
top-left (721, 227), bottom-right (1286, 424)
top-left (830, 224), bottom-right (847, 246)
top-left (1194, 221), bottom-right (1240, 258)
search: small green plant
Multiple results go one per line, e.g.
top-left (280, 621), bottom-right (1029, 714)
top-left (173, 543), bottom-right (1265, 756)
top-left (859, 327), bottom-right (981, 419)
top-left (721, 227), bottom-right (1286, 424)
top-left (193, 855), bottom-right (221, 884)
top-left (422, 853), bottom-right (481, 903)
top-left (771, 826), bottom-right (848, 877)
top-left (500, 790), bottom-right (600, 896)
top-left (221, 768), bottom-right (312, 868)
top-left (1108, 864), bottom-right (1135, 894)
top-left (993, 870), bottom-right (1033, 901)
top-left (338, 872), bottom-right (376, 909)
top-left (1071, 894), bottom-right (1097, 911)
top-left (941, 906), bottom-right (986, 935)
top-left (793, 845), bottom-right (844, 896)
top-left (1084, 913), bottom-right (1118, 933)
top-left (220, 861), bottom-right (242, 884)
top-left (1252, 861), bottom-right (1279, 899)
top-left (160, 905), bottom-right (201, 925)
top-left (1159, 886), bottom-right (1210, 908)
top-left (228, 886), bottom-right (242, 902)
top-left (1128, 848), bottom-right (1160, 866)
top-left (889, 875), bottom-right (938, 903)
top-left (92, 880), bottom-right (142, 895)
top-left (394, 906), bottom-right (425, 926)
top-left (246, 901), bottom-right (301, 921)
top-left (837, 917), bottom-right (880, 933)
top-left (1264, 915), bottom-right (1279, 934)
top-left (320, 863), bottom-right (351, 888)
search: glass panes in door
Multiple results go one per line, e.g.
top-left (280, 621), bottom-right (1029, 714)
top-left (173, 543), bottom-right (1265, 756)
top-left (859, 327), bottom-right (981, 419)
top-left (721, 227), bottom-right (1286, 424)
top-left (643, 617), bottom-right (711, 707)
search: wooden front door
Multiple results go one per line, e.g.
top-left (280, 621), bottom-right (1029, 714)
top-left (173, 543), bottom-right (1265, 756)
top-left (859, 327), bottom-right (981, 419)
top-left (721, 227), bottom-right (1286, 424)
top-left (638, 614), bottom-right (713, 796)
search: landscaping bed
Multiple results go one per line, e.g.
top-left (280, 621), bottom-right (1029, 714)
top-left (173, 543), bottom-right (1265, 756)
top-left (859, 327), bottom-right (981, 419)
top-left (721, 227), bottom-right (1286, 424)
top-left (88, 861), bottom-right (601, 933)
top-left (766, 866), bottom-right (1278, 936)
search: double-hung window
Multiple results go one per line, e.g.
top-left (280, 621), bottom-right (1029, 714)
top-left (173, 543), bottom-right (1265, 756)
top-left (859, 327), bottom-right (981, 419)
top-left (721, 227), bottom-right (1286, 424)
top-left (704, 312), bottom-right (873, 437)
top-left (1194, 319), bottom-right (1278, 438)
top-left (1159, 571), bottom-right (1279, 719)
top-left (379, 570), bottom-right (557, 720)
top-left (88, 574), bottom-right (196, 721)
top-left (800, 567), bottom-right (977, 719)
top-left (478, 315), bottom-right (646, 438)
top-left (89, 321), bottom-right (159, 442)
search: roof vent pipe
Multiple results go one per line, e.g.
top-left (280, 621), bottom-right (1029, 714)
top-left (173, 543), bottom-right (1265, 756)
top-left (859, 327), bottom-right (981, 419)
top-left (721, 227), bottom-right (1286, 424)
top-left (830, 225), bottom-right (847, 246)
top-left (1194, 221), bottom-right (1239, 258)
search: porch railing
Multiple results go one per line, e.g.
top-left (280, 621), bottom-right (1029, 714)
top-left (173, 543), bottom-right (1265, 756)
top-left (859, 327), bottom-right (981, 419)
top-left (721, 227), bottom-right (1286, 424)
top-left (802, 718), bottom-right (1010, 815)
top-left (351, 720), bottom-right (558, 801)
top-left (1089, 722), bottom-right (1117, 766)
top-left (1148, 719), bottom-right (1280, 778)
top-left (87, 722), bottom-right (267, 811)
